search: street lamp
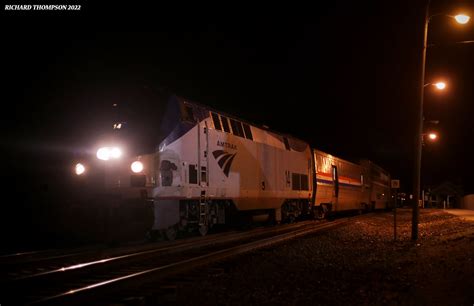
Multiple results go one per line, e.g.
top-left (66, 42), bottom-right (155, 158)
top-left (413, 5), bottom-right (470, 241)
top-left (424, 81), bottom-right (447, 90)
top-left (421, 131), bottom-right (438, 143)
top-left (428, 132), bottom-right (438, 140)
top-left (454, 14), bottom-right (470, 24)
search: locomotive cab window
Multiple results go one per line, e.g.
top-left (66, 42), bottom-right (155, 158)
top-left (242, 123), bottom-right (253, 140)
top-left (221, 116), bottom-right (231, 133)
top-left (236, 121), bottom-right (244, 137)
top-left (211, 112), bottom-right (222, 131)
top-left (230, 119), bottom-right (244, 137)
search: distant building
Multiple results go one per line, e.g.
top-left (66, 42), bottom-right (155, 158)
top-left (461, 194), bottom-right (474, 210)
top-left (423, 181), bottom-right (464, 208)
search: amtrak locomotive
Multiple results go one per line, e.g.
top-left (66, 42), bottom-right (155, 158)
top-left (74, 95), bottom-right (391, 240)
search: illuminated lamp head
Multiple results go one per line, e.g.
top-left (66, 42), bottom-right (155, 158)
top-left (131, 161), bottom-right (144, 173)
top-left (96, 147), bottom-right (122, 161)
top-left (75, 163), bottom-right (86, 175)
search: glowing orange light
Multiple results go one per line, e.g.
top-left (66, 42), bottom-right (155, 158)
top-left (428, 133), bottom-right (438, 140)
top-left (454, 14), bottom-right (470, 24)
top-left (434, 82), bottom-right (446, 90)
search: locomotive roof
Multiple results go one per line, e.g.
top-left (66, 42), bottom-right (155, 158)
top-left (175, 95), bottom-right (310, 145)
top-left (163, 94), bottom-right (390, 175)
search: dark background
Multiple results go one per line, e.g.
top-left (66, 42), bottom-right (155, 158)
top-left (1, 0), bottom-right (473, 250)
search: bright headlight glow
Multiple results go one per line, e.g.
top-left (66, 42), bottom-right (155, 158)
top-left (97, 147), bottom-right (111, 160)
top-left (111, 147), bottom-right (122, 159)
top-left (75, 163), bottom-right (85, 175)
top-left (131, 161), bottom-right (144, 173)
top-left (97, 147), bottom-right (122, 161)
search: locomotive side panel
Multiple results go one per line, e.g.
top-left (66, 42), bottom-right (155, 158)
top-left (208, 112), bottom-right (312, 211)
top-left (152, 98), bottom-right (313, 232)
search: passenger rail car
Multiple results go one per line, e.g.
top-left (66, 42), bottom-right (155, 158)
top-left (313, 151), bottom-right (391, 218)
top-left (74, 95), bottom-right (391, 240)
top-left (360, 160), bottom-right (392, 210)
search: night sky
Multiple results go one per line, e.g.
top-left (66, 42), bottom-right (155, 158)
top-left (2, 0), bottom-right (474, 199)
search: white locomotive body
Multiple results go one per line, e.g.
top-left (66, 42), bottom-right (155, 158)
top-left (74, 94), bottom-right (391, 240)
top-left (151, 96), bottom-right (313, 237)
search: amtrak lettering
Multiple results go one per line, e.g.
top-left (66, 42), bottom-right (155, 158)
top-left (212, 150), bottom-right (237, 177)
top-left (217, 140), bottom-right (237, 150)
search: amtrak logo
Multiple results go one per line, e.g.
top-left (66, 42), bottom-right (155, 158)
top-left (217, 140), bottom-right (237, 150)
top-left (212, 150), bottom-right (236, 177)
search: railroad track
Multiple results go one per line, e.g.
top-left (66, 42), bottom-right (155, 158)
top-left (1, 223), bottom-right (304, 282)
top-left (0, 239), bottom-right (162, 270)
top-left (0, 245), bottom-right (103, 264)
top-left (2, 214), bottom-right (370, 305)
top-left (0, 230), bottom-right (241, 281)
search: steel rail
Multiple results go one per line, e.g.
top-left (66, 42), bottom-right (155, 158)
top-left (31, 217), bottom-right (353, 305)
top-left (11, 221), bottom-right (314, 281)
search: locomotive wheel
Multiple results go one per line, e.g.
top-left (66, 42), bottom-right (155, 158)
top-left (198, 224), bottom-right (209, 236)
top-left (314, 207), bottom-right (326, 220)
top-left (146, 230), bottom-right (160, 242)
top-left (288, 215), bottom-right (296, 223)
top-left (164, 225), bottom-right (178, 241)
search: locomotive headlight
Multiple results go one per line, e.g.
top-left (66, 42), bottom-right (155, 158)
top-left (110, 147), bottom-right (122, 159)
top-left (131, 161), bottom-right (144, 173)
top-left (75, 163), bottom-right (86, 175)
top-left (97, 147), bottom-right (111, 160)
top-left (97, 147), bottom-right (122, 160)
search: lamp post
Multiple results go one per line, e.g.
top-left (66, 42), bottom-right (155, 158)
top-left (420, 130), bottom-right (438, 208)
top-left (412, 3), bottom-right (470, 241)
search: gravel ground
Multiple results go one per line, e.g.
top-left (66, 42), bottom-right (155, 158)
top-left (167, 209), bottom-right (474, 306)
